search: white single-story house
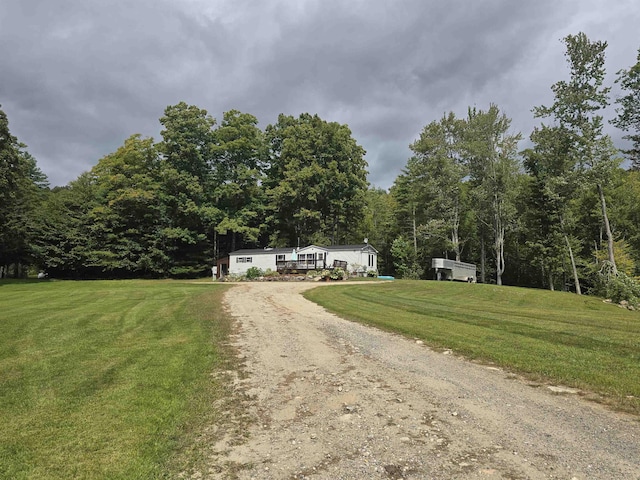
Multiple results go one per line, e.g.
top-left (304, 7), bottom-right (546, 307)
top-left (219, 243), bottom-right (378, 277)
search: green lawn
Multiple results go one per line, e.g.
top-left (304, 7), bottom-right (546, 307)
top-left (304, 280), bottom-right (640, 414)
top-left (0, 279), bottom-right (233, 480)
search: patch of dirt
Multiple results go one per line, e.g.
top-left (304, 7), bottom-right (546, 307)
top-left (199, 282), bottom-right (640, 479)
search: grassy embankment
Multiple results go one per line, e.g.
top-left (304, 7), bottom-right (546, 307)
top-left (304, 280), bottom-right (640, 414)
top-left (0, 279), bottom-right (236, 479)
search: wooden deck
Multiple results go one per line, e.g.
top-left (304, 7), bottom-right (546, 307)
top-left (276, 260), bottom-right (347, 274)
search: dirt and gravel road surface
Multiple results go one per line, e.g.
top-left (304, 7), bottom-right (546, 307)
top-left (208, 281), bottom-right (640, 479)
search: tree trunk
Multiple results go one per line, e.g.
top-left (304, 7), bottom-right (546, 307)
top-left (213, 229), bottom-right (218, 261)
top-left (494, 207), bottom-right (505, 286)
top-left (452, 229), bottom-right (460, 262)
top-left (452, 206), bottom-right (461, 261)
top-left (548, 269), bottom-right (555, 291)
top-left (563, 232), bottom-right (581, 295)
top-left (559, 215), bottom-right (581, 295)
top-left (480, 236), bottom-right (486, 284)
top-left (495, 227), bottom-right (505, 286)
top-left (412, 205), bottom-right (417, 255)
top-left (597, 183), bottom-right (617, 274)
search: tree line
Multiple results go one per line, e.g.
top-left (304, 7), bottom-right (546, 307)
top-left (386, 33), bottom-right (640, 302)
top-left (1, 106), bottom-right (368, 278)
top-left (1, 32), bottom-right (639, 301)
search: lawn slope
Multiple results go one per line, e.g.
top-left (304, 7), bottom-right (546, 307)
top-left (304, 280), bottom-right (640, 414)
top-left (0, 279), bottom-right (232, 480)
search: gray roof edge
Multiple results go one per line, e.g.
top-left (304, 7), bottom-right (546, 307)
top-left (230, 244), bottom-right (378, 255)
top-left (230, 247), bottom-right (293, 255)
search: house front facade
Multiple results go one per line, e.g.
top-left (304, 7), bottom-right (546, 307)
top-left (222, 243), bottom-right (378, 277)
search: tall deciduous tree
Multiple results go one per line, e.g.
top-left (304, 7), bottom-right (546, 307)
top-left (265, 113), bottom-right (368, 246)
top-left (160, 102), bottom-right (216, 181)
top-left (408, 112), bottom-right (468, 261)
top-left (523, 125), bottom-right (582, 293)
top-left (158, 102), bottom-right (217, 276)
top-left (534, 32), bottom-right (620, 274)
top-left (0, 106), bottom-right (48, 276)
top-left (612, 47), bottom-right (640, 170)
top-left (464, 104), bottom-right (521, 286)
top-left (211, 110), bottom-right (267, 253)
top-left (88, 135), bottom-right (168, 276)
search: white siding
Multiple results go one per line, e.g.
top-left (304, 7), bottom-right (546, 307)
top-left (326, 247), bottom-right (377, 273)
top-left (229, 252), bottom-right (277, 275)
top-left (227, 245), bottom-right (377, 276)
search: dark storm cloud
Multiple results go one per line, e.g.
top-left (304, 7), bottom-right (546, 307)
top-left (1, 0), bottom-right (639, 188)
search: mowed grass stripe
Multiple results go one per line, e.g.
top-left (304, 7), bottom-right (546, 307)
top-left (0, 279), bottom-right (232, 480)
top-left (340, 284), bottom-right (640, 352)
top-left (346, 287), bottom-right (639, 356)
top-left (304, 281), bottom-right (640, 413)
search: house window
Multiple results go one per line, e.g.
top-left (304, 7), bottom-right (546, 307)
top-left (246, 257), bottom-right (252, 263)
top-left (317, 253), bottom-right (325, 260)
top-left (236, 257), bottom-right (253, 263)
top-left (276, 254), bottom-right (285, 261)
top-left (236, 257), bottom-right (245, 263)
top-left (368, 254), bottom-right (374, 267)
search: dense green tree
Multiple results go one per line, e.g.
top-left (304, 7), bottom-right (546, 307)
top-left (211, 110), bottom-right (268, 254)
top-left (265, 113), bottom-right (368, 246)
top-left (88, 135), bottom-right (168, 276)
top-left (612, 47), bottom-right (640, 169)
top-left (390, 235), bottom-right (422, 279)
top-left (389, 171), bottom-right (421, 258)
top-left (522, 125), bottom-right (583, 292)
top-left (0, 106), bottom-right (48, 276)
top-left (357, 187), bottom-right (397, 274)
top-left (463, 104), bottom-right (522, 285)
top-left (609, 170), bottom-right (640, 274)
top-left (160, 102), bottom-right (216, 180)
top-left (31, 174), bottom-right (96, 277)
top-left (389, 181), bottom-right (442, 278)
top-left (408, 112), bottom-right (468, 261)
top-left (534, 32), bottom-right (621, 274)
top-left (158, 102), bottom-right (218, 276)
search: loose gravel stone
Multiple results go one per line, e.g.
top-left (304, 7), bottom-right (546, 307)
top-left (200, 282), bottom-right (640, 480)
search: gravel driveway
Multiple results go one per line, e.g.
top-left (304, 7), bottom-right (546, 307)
top-left (207, 282), bottom-right (640, 479)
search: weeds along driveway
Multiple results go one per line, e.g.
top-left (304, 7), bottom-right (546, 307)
top-left (209, 281), bottom-right (640, 479)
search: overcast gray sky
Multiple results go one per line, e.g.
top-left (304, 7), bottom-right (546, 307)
top-left (1, 0), bottom-right (638, 189)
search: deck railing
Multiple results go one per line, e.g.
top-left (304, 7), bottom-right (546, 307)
top-left (276, 259), bottom-right (347, 274)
